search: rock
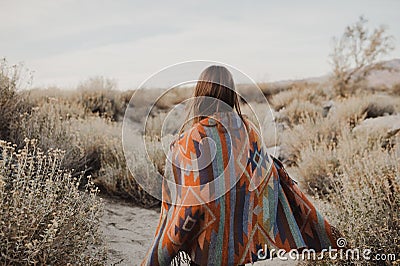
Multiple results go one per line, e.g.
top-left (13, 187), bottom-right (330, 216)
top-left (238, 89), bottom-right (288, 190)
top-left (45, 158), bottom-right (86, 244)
top-left (322, 100), bottom-right (335, 117)
top-left (353, 114), bottom-right (400, 138)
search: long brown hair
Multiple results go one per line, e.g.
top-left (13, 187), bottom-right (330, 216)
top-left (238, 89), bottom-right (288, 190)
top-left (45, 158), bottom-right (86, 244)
top-left (180, 65), bottom-right (244, 133)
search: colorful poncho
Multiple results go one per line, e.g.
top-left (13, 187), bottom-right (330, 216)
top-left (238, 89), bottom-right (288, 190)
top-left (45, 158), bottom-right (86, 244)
top-left (142, 112), bottom-right (339, 266)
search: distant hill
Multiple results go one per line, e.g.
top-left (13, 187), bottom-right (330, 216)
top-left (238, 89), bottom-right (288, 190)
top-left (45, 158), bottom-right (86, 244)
top-left (367, 58), bottom-right (400, 88)
top-left (264, 58), bottom-right (400, 91)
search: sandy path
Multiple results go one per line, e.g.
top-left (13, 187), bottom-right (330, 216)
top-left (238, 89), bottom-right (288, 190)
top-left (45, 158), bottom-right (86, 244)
top-left (101, 198), bottom-right (160, 265)
top-left (101, 198), bottom-right (296, 266)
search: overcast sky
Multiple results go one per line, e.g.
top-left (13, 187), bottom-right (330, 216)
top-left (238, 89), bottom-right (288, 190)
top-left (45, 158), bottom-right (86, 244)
top-left (1, 0), bottom-right (399, 90)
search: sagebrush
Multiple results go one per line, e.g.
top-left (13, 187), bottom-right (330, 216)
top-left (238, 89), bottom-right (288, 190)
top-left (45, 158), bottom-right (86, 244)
top-left (0, 139), bottom-right (107, 265)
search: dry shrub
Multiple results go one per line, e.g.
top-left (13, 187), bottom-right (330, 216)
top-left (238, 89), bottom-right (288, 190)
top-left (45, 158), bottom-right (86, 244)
top-left (282, 92), bottom-right (400, 193)
top-left (364, 101), bottom-right (395, 119)
top-left (257, 80), bottom-right (319, 99)
top-left (75, 76), bottom-right (132, 121)
top-left (270, 89), bottom-right (299, 111)
top-left (294, 143), bottom-right (340, 196)
top-left (257, 82), bottom-right (286, 98)
top-left (71, 117), bottom-right (160, 207)
top-left (153, 86), bottom-right (192, 110)
top-left (330, 94), bottom-right (399, 128)
top-left (309, 134), bottom-right (400, 265)
top-left (15, 101), bottom-right (92, 181)
top-left (257, 82), bottom-right (290, 98)
top-left (0, 59), bottom-right (31, 144)
top-left (23, 85), bottom-right (134, 123)
top-left (270, 84), bottom-right (328, 128)
top-left (330, 16), bottom-right (395, 97)
top-left (145, 105), bottom-right (188, 138)
top-left (21, 87), bottom-right (77, 107)
top-left (0, 139), bottom-right (106, 265)
top-left (17, 101), bottom-right (84, 150)
top-left (391, 83), bottom-right (400, 96)
top-left (282, 93), bottom-right (398, 145)
top-left (271, 84), bottom-right (327, 111)
top-left (78, 90), bottom-right (131, 122)
top-left (288, 116), bottom-right (400, 265)
top-left (277, 99), bottom-right (322, 126)
top-left (280, 116), bottom-right (341, 166)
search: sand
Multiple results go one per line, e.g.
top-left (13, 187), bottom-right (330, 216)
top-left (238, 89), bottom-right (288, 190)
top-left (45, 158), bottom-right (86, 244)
top-left (101, 198), bottom-right (297, 266)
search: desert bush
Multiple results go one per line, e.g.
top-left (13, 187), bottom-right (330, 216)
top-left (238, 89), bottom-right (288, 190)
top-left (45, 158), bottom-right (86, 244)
top-left (78, 90), bottom-right (130, 122)
top-left (77, 76), bottom-right (117, 91)
top-left (363, 99), bottom-right (395, 119)
top-left (70, 117), bottom-right (160, 207)
top-left (330, 16), bottom-right (395, 97)
top-left (294, 142), bottom-right (340, 196)
top-left (257, 82), bottom-right (289, 98)
top-left (270, 84), bottom-right (329, 128)
top-left (15, 101), bottom-right (93, 182)
top-left (0, 139), bottom-right (106, 265)
top-left (271, 84), bottom-right (327, 111)
top-left (391, 83), bottom-right (400, 96)
top-left (330, 94), bottom-right (399, 127)
top-left (270, 89), bottom-right (298, 111)
top-left (306, 133), bottom-right (400, 265)
top-left (17, 101), bottom-right (84, 150)
top-left (154, 86), bottom-right (192, 110)
top-left (257, 80), bottom-right (319, 99)
top-left (288, 111), bottom-right (400, 265)
top-left (77, 76), bottom-right (132, 121)
top-left (280, 115), bottom-right (341, 166)
top-left (0, 59), bottom-right (32, 144)
top-left (20, 87), bottom-right (77, 107)
top-left (21, 86), bottom-right (134, 123)
top-left (276, 99), bottom-right (322, 127)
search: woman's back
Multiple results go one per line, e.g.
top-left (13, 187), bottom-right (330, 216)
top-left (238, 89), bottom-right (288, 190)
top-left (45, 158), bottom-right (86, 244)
top-left (142, 65), bottom-right (340, 266)
top-left (142, 112), bottom-right (338, 266)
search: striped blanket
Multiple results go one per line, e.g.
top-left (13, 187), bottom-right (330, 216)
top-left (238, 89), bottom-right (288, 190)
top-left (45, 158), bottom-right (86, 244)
top-left (142, 112), bottom-right (340, 266)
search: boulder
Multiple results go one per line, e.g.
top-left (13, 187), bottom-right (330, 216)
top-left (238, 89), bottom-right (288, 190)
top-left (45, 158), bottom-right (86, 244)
top-left (353, 114), bottom-right (400, 138)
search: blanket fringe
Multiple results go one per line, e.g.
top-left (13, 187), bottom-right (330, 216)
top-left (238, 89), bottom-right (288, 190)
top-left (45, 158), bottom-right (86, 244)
top-left (170, 251), bottom-right (193, 265)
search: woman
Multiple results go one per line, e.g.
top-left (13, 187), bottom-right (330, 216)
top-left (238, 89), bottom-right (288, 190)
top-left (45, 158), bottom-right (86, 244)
top-left (142, 65), bottom-right (341, 266)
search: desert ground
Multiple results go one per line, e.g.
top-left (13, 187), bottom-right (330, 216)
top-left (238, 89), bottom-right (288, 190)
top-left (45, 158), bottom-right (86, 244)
top-left (102, 198), bottom-right (297, 266)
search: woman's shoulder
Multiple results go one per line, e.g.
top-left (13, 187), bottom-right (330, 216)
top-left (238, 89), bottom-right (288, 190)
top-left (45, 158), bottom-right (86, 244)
top-left (170, 121), bottom-right (207, 149)
top-left (170, 114), bottom-right (263, 149)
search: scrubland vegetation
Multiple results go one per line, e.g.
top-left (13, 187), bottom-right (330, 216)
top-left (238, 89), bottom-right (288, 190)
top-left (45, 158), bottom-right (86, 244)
top-left (0, 17), bottom-right (399, 265)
